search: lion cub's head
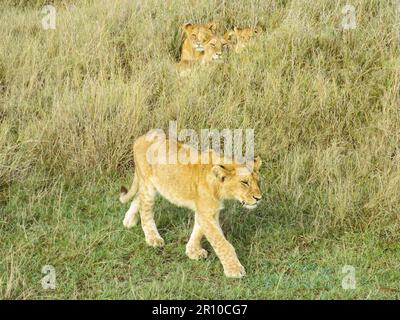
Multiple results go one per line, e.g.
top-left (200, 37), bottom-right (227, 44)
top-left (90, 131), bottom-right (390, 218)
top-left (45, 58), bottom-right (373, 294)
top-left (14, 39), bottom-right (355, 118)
top-left (183, 22), bottom-right (217, 52)
top-left (202, 35), bottom-right (228, 64)
top-left (224, 26), bottom-right (262, 53)
top-left (211, 157), bottom-right (263, 210)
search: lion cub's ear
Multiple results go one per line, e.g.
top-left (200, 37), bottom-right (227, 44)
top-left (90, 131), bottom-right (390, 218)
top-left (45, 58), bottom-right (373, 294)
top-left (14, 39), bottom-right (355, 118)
top-left (224, 30), bottom-right (237, 43)
top-left (207, 22), bottom-right (217, 32)
top-left (212, 165), bottom-right (229, 182)
top-left (254, 26), bottom-right (262, 34)
top-left (253, 156), bottom-right (262, 171)
top-left (182, 23), bottom-right (194, 34)
top-left (233, 26), bottom-right (241, 34)
top-left (247, 156), bottom-right (262, 172)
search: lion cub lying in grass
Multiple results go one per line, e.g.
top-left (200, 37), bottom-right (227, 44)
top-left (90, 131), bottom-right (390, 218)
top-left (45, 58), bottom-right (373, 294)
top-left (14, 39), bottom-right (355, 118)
top-left (177, 35), bottom-right (228, 75)
top-left (120, 132), bottom-right (262, 278)
top-left (176, 23), bottom-right (262, 75)
top-left (176, 22), bottom-right (228, 76)
top-left (224, 26), bottom-right (262, 53)
top-left (180, 22), bottom-right (217, 62)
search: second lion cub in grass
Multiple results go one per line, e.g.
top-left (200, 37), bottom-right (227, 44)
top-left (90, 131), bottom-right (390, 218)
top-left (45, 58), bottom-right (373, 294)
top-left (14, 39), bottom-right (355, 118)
top-left (120, 132), bottom-right (262, 278)
top-left (224, 26), bottom-right (262, 53)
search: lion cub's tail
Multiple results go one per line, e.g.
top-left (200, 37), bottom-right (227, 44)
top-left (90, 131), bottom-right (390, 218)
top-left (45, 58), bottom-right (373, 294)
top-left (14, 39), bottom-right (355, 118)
top-left (119, 172), bottom-right (139, 203)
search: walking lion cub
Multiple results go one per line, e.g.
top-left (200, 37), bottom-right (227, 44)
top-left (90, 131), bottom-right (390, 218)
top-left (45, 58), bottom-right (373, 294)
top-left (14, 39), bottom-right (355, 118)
top-left (120, 132), bottom-right (262, 278)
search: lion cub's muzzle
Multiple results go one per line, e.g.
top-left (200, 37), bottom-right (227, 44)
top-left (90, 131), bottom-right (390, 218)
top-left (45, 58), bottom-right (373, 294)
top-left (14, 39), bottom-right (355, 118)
top-left (241, 196), bottom-right (262, 210)
top-left (194, 43), bottom-right (205, 52)
top-left (212, 52), bottom-right (223, 62)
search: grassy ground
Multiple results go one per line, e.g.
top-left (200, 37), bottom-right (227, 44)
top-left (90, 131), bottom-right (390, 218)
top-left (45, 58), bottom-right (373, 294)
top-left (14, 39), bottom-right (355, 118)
top-left (2, 173), bottom-right (400, 299)
top-left (1, 0), bottom-right (400, 299)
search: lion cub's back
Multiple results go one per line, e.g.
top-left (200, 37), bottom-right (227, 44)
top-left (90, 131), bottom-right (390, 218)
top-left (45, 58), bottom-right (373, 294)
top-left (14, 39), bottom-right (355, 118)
top-left (133, 135), bottom-right (207, 210)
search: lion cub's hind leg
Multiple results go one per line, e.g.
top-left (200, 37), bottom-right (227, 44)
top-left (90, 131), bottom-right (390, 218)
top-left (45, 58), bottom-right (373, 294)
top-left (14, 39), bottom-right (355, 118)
top-left (139, 184), bottom-right (165, 247)
top-left (123, 196), bottom-right (140, 228)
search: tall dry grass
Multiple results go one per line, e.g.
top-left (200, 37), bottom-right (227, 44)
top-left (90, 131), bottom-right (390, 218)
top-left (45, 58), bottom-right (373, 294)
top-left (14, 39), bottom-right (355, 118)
top-left (0, 0), bottom-right (399, 235)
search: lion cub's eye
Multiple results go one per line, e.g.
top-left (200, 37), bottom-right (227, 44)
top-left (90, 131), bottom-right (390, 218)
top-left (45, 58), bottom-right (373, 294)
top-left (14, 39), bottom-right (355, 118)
top-left (241, 181), bottom-right (249, 187)
top-left (191, 34), bottom-right (197, 39)
top-left (210, 42), bottom-right (216, 47)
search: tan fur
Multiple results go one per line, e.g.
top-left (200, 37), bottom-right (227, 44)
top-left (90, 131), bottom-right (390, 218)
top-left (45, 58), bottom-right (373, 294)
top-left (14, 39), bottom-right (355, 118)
top-left (120, 133), bottom-right (263, 278)
top-left (176, 34), bottom-right (228, 76)
top-left (175, 60), bottom-right (194, 77)
top-left (224, 26), bottom-right (262, 53)
top-left (175, 22), bottom-right (217, 76)
top-left (180, 22), bottom-right (217, 62)
top-left (200, 35), bottom-right (228, 65)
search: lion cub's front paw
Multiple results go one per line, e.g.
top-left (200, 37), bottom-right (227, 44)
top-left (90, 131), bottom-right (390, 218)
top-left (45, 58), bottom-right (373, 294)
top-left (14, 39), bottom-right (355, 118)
top-left (145, 236), bottom-right (165, 248)
top-left (186, 247), bottom-right (208, 260)
top-left (123, 214), bottom-right (139, 229)
top-left (224, 263), bottom-right (246, 278)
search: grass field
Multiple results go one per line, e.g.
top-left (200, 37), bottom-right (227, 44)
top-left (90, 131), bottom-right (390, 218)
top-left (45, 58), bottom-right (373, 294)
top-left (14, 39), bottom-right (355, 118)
top-left (1, 0), bottom-right (400, 299)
